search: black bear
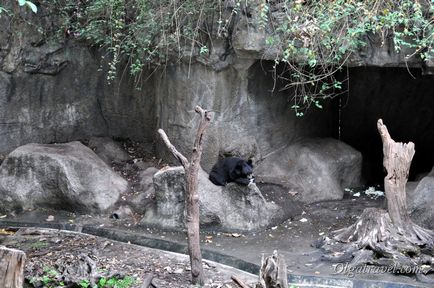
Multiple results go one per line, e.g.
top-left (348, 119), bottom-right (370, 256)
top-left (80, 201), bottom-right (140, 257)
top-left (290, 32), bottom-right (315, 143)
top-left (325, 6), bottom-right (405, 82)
top-left (209, 157), bottom-right (254, 186)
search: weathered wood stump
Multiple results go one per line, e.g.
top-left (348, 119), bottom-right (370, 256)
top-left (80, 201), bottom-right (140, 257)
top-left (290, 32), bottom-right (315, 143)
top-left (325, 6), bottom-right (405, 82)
top-left (257, 251), bottom-right (288, 288)
top-left (317, 119), bottom-right (434, 277)
top-left (0, 246), bottom-right (26, 288)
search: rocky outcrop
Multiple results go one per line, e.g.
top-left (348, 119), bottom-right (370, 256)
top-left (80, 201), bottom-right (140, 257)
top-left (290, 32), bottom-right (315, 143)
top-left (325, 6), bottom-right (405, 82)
top-left (0, 142), bottom-right (127, 214)
top-left (255, 138), bottom-right (362, 204)
top-left (407, 168), bottom-right (434, 230)
top-left (0, 4), bottom-right (156, 155)
top-left (141, 166), bottom-right (282, 232)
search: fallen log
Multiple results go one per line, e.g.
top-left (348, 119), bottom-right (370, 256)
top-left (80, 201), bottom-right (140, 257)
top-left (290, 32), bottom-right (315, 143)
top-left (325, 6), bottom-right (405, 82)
top-left (231, 274), bottom-right (251, 288)
top-left (140, 273), bottom-right (154, 288)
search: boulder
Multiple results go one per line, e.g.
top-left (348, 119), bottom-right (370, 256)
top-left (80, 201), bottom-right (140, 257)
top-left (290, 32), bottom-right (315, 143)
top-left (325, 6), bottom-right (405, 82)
top-left (407, 168), bottom-right (434, 229)
top-left (88, 137), bottom-right (130, 165)
top-left (128, 167), bottom-right (159, 214)
top-left (141, 166), bottom-right (281, 232)
top-left (255, 138), bottom-right (362, 204)
top-left (136, 167), bottom-right (159, 192)
top-left (0, 142), bottom-right (127, 214)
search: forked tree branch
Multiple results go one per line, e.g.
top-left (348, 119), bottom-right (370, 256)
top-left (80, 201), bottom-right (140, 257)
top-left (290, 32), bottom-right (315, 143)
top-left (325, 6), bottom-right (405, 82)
top-left (157, 128), bottom-right (189, 168)
top-left (157, 105), bottom-right (212, 286)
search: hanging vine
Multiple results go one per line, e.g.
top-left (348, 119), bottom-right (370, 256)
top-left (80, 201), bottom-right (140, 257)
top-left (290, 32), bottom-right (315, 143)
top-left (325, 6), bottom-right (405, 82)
top-left (3, 0), bottom-right (434, 113)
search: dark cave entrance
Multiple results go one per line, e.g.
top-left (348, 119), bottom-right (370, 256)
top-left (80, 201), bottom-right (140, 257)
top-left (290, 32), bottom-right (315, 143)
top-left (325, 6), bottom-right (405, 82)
top-left (340, 67), bottom-right (434, 185)
top-left (248, 61), bottom-right (433, 186)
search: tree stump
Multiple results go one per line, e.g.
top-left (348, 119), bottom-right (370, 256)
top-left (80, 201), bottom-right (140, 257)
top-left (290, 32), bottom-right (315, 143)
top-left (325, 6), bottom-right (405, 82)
top-left (257, 251), bottom-right (288, 288)
top-left (317, 119), bottom-right (434, 276)
top-left (0, 246), bottom-right (26, 288)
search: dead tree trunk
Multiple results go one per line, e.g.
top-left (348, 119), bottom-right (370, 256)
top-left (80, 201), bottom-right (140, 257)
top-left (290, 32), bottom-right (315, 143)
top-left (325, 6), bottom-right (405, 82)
top-left (0, 246), bottom-right (26, 288)
top-left (158, 105), bottom-right (212, 286)
top-left (317, 119), bottom-right (434, 275)
top-left (257, 251), bottom-right (288, 288)
top-left (378, 119), bottom-right (413, 228)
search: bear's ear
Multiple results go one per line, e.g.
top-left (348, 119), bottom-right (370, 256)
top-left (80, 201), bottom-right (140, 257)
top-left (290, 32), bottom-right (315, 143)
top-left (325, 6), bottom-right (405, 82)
top-left (247, 159), bottom-right (253, 167)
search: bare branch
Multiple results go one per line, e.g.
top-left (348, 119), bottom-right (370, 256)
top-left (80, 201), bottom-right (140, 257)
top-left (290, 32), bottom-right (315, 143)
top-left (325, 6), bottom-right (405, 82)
top-left (157, 128), bottom-right (189, 169)
top-left (192, 107), bottom-right (212, 154)
top-left (231, 275), bottom-right (251, 288)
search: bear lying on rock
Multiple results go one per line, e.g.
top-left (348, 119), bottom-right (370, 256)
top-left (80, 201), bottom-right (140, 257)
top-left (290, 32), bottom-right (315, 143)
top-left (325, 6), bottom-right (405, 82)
top-left (209, 157), bottom-right (254, 186)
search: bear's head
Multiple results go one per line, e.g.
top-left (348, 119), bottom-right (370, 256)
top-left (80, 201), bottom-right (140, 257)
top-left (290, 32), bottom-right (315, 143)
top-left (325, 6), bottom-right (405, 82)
top-left (234, 159), bottom-right (253, 178)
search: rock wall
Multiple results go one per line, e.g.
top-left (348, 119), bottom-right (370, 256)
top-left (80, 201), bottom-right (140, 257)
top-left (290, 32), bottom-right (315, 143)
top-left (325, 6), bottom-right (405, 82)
top-left (155, 60), bottom-right (334, 171)
top-left (3, 4), bottom-right (433, 206)
top-left (0, 7), bottom-right (156, 155)
top-left (0, 7), bottom-right (339, 202)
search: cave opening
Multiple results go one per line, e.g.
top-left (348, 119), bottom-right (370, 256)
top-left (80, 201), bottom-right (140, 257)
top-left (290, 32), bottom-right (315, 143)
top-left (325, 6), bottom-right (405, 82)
top-left (340, 67), bottom-right (434, 185)
top-left (245, 61), bottom-right (433, 187)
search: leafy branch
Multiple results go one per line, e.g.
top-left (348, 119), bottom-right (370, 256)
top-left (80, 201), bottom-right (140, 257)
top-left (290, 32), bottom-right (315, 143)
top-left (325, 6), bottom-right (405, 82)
top-left (3, 0), bottom-right (433, 113)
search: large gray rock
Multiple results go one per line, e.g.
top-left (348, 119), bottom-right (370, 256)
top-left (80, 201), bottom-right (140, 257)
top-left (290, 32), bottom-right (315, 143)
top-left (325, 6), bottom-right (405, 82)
top-left (0, 142), bottom-right (127, 214)
top-left (407, 168), bottom-right (434, 229)
top-left (141, 166), bottom-right (281, 231)
top-left (88, 137), bottom-right (130, 165)
top-left (255, 138), bottom-right (362, 204)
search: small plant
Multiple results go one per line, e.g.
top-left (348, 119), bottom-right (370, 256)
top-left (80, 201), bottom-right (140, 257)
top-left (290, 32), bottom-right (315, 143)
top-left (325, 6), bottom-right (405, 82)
top-left (79, 279), bottom-right (90, 288)
top-left (97, 275), bottom-right (135, 288)
top-left (28, 266), bottom-right (59, 288)
top-left (17, 0), bottom-right (37, 13)
top-left (29, 272), bottom-right (136, 288)
top-left (29, 240), bottom-right (48, 250)
top-left (0, 6), bottom-right (9, 15)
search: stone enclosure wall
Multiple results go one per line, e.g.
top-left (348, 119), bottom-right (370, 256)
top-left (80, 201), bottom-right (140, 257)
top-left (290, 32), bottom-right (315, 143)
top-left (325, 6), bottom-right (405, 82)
top-left (1, 3), bottom-right (434, 208)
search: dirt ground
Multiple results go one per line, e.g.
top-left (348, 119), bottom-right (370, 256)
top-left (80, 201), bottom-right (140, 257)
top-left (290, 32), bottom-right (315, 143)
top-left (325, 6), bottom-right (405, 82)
top-left (0, 227), bottom-right (257, 288)
top-left (1, 191), bottom-right (432, 287)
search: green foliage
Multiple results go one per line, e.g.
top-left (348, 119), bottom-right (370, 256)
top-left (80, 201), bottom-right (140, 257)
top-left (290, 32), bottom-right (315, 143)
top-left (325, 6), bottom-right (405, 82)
top-left (28, 266), bottom-right (59, 288)
top-left (48, 0), bottom-right (219, 83)
top-left (0, 6), bottom-right (9, 15)
top-left (29, 268), bottom-right (136, 288)
top-left (79, 279), bottom-right (90, 288)
top-left (29, 240), bottom-right (48, 249)
top-left (0, 0), bottom-right (37, 16)
top-left (83, 276), bottom-right (135, 288)
top-left (268, 0), bottom-right (433, 112)
top-left (5, 0), bottom-right (433, 112)
top-left (98, 276), bottom-right (135, 288)
top-left (18, 0), bottom-right (38, 13)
